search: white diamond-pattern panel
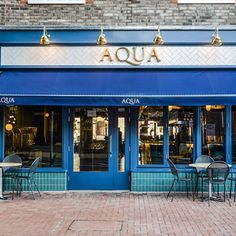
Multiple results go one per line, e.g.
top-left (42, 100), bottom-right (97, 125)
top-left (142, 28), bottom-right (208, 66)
top-left (2, 46), bottom-right (236, 67)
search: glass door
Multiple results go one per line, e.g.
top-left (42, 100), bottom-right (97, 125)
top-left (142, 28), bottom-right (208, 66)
top-left (68, 107), bottom-right (130, 190)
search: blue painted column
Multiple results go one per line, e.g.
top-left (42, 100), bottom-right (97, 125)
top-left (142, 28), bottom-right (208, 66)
top-left (0, 106), bottom-right (4, 161)
top-left (163, 107), bottom-right (169, 166)
top-left (130, 107), bottom-right (138, 171)
top-left (62, 107), bottom-right (69, 177)
top-left (226, 106), bottom-right (232, 164)
top-left (194, 106), bottom-right (202, 160)
top-left (125, 108), bottom-right (131, 173)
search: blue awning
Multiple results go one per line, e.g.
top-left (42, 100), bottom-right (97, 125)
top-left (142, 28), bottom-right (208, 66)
top-left (0, 70), bottom-right (236, 106)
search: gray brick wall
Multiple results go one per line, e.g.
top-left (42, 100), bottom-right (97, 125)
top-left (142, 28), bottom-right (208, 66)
top-left (0, 0), bottom-right (236, 26)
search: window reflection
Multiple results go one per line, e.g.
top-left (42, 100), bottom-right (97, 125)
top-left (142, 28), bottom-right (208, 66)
top-left (4, 106), bottom-right (62, 167)
top-left (118, 108), bottom-right (125, 172)
top-left (232, 106), bottom-right (236, 164)
top-left (73, 108), bottom-right (109, 172)
top-left (202, 105), bottom-right (225, 161)
top-left (138, 106), bottom-right (164, 165)
top-left (169, 106), bottom-right (194, 164)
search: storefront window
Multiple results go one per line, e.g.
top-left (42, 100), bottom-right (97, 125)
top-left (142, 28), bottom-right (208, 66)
top-left (232, 106), bottom-right (236, 164)
top-left (4, 106), bottom-right (62, 167)
top-left (138, 106), bottom-right (164, 165)
top-left (168, 106), bottom-right (194, 164)
top-left (201, 105), bottom-right (225, 161)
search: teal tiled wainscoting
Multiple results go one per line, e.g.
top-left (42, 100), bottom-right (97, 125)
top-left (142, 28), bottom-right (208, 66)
top-left (3, 172), bottom-right (67, 192)
top-left (131, 172), bottom-right (235, 192)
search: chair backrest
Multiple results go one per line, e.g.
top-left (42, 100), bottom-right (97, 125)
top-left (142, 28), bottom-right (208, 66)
top-left (195, 155), bottom-right (214, 164)
top-left (207, 161), bottom-right (230, 181)
top-left (4, 153), bottom-right (22, 163)
top-left (3, 153), bottom-right (22, 172)
top-left (167, 158), bottom-right (179, 179)
top-left (29, 157), bottom-right (40, 178)
top-left (195, 155), bottom-right (214, 173)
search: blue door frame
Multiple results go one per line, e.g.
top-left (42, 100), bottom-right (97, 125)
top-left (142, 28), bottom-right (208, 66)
top-left (67, 107), bottom-right (130, 190)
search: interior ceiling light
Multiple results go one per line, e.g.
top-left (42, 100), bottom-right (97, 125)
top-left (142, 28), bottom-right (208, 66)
top-left (211, 27), bottom-right (222, 46)
top-left (96, 27), bottom-right (107, 45)
top-left (205, 105), bottom-right (211, 111)
top-left (153, 26), bottom-right (164, 45)
top-left (40, 26), bottom-right (50, 45)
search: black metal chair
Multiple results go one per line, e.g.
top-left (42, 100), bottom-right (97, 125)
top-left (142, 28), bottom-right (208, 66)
top-left (204, 161), bottom-right (230, 206)
top-left (3, 154), bottom-right (22, 199)
top-left (167, 158), bottom-right (195, 201)
top-left (16, 157), bottom-right (41, 200)
top-left (228, 171), bottom-right (236, 202)
top-left (195, 155), bottom-right (214, 197)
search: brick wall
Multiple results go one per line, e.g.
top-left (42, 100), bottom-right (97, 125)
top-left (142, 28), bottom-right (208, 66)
top-left (0, 0), bottom-right (236, 26)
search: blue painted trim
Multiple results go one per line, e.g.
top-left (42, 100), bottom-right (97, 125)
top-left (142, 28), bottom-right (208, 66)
top-left (2, 67), bottom-right (236, 72)
top-left (111, 107), bottom-right (118, 173)
top-left (195, 107), bottom-right (202, 159)
top-left (125, 108), bottom-right (131, 173)
top-left (4, 65), bottom-right (236, 71)
top-left (62, 107), bottom-right (69, 171)
top-left (133, 166), bottom-right (196, 173)
top-left (130, 108), bottom-right (138, 172)
top-left (226, 106), bottom-right (232, 164)
top-left (67, 107), bottom-right (74, 189)
top-left (192, 107), bottom-right (196, 161)
top-left (29, 168), bottom-right (67, 173)
top-left (163, 107), bottom-right (169, 167)
top-left (1, 29), bottom-right (236, 45)
top-left (0, 106), bottom-right (4, 161)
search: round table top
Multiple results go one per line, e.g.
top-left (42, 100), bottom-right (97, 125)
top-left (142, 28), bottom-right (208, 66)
top-left (0, 162), bottom-right (22, 168)
top-left (189, 163), bottom-right (231, 168)
top-left (189, 163), bottom-right (211, 168)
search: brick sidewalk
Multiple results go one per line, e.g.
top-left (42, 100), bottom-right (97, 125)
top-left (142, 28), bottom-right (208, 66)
top-left (0, 192), bottom-right (235, 236)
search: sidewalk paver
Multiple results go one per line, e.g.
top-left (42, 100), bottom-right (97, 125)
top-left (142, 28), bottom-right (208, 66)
top-left (0, 192), bottom-right (235, 236)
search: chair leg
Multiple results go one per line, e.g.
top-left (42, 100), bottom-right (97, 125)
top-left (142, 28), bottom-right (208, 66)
top-left (234, 180), bottom-right (236, 202)
top-left (195, 174), bottom-right (199, 197)
top-left (11, 177), bottom-right (14, 200)
top-left (167, 179), bottom-right (175, 199)
top-left (28, 179), bottom-right (35, 200)
top-left (192, 179), bottom-right (195, 201)
top-left (171, 180), bottom-right (177, 202)
top-left (224, 183), bottom-right (226, 202)
top-left (18, 179), bottom-right (22, 197)
top-left (201, 176), bottom-right (204, 201)
top-left (229, 179), bottom-right (233, 198)
top-left (16, 178), bottom-right (21, 197)
top-left (225, 184), bottom-right (231, 207)
top-left (208, 181), bottom-right (210, 207)
top-left (32, 178), bottom-right (41, 197)
top-left (186, 181), bottom-right (189, 198)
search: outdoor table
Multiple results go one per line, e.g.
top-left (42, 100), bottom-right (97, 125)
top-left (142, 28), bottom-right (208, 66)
top-left (0, 162), bottom-right (22, 200)
top-left (189, 163), bottom-right (231, 198)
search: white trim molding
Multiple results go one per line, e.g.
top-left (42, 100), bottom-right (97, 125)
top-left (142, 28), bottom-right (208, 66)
top-left (178, 0), bottom-right (235, 3)
top-left (28, 0), bottom-right (85, 4)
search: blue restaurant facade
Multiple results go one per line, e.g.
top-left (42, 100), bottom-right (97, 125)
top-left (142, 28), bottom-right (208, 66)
top-left (0, 27), bottom-right (236, 191)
